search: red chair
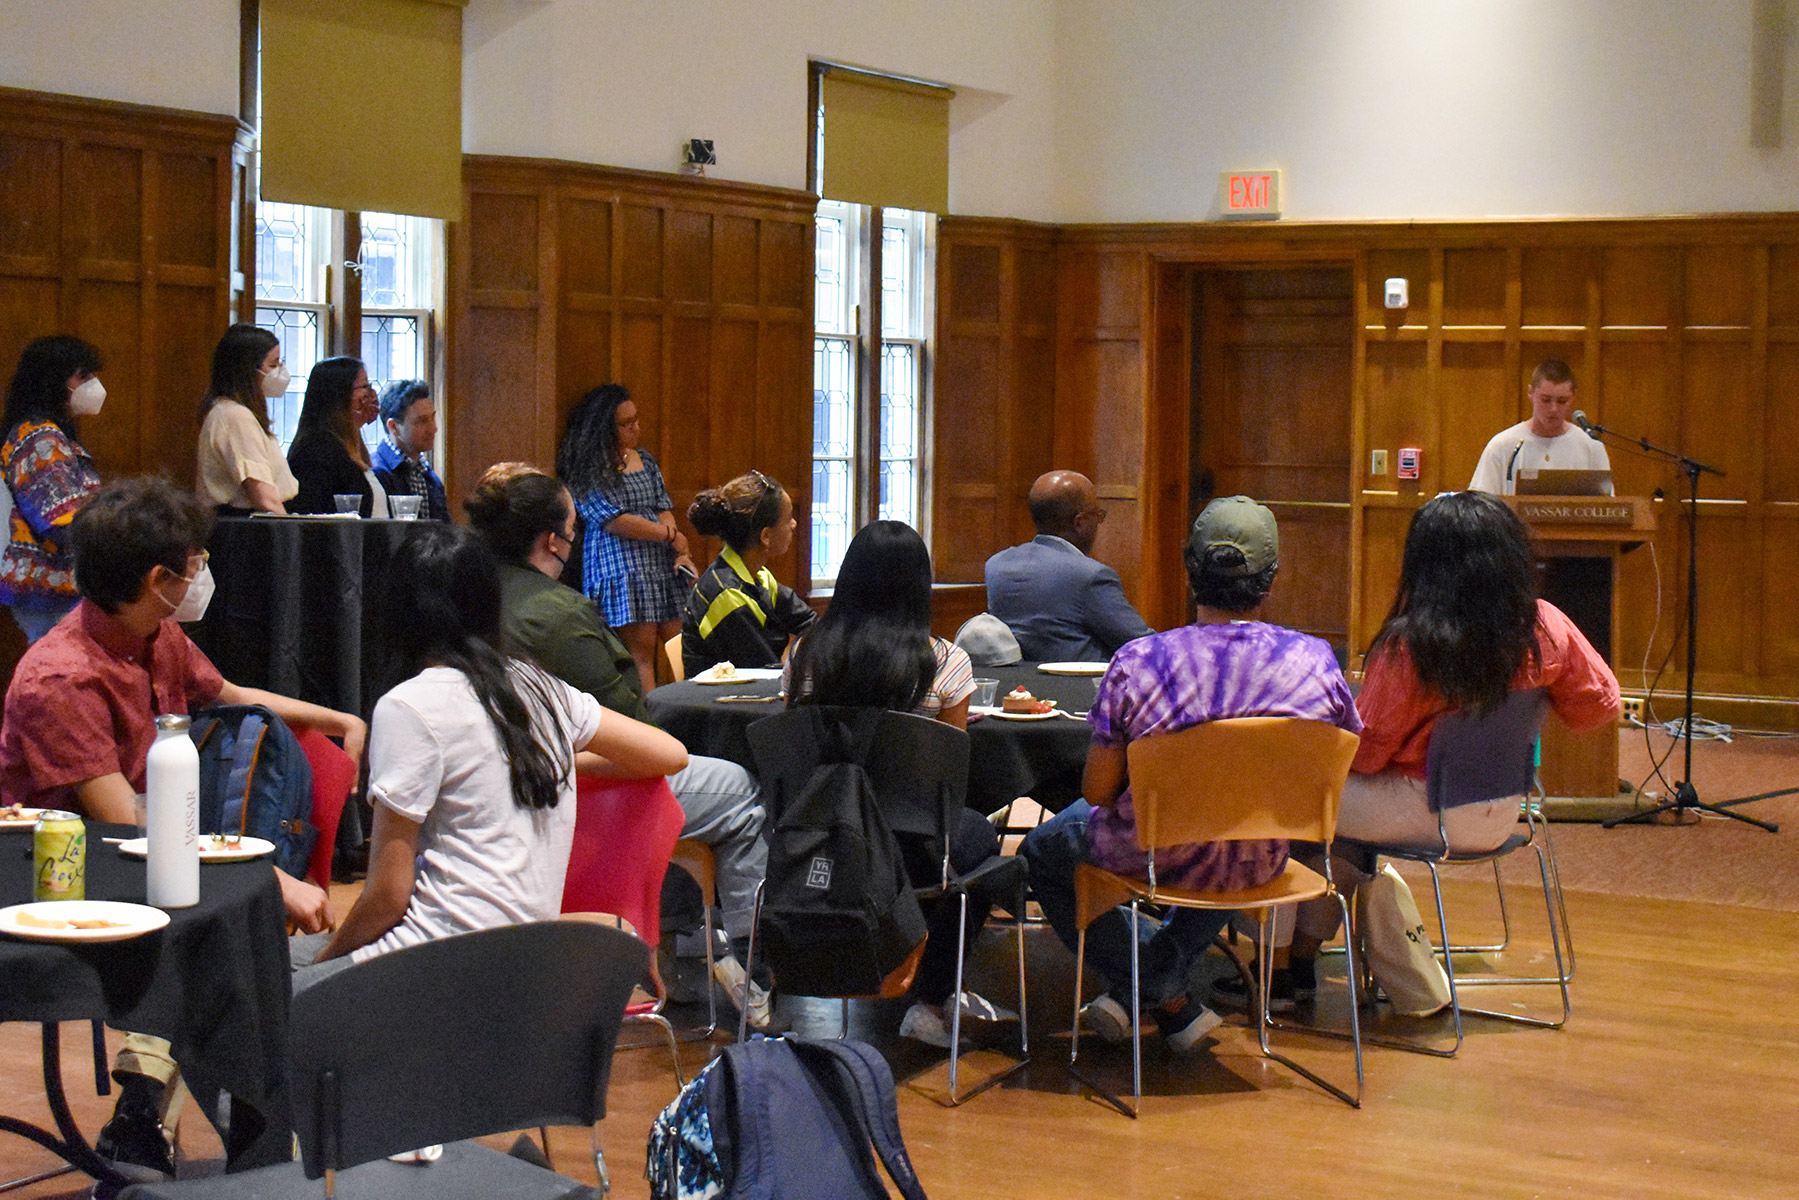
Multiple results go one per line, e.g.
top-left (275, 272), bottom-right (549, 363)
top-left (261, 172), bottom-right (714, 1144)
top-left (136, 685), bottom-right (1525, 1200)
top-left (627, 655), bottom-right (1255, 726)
top-left (295, 727), bottom-right (358, 889)
top-left (561, 774), bottom-right (687, 1082)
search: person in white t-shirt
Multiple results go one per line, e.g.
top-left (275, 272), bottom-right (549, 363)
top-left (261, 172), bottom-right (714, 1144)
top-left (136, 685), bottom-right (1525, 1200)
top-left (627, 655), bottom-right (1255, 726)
top-left (1468, 359), bottom-right (1611, 495)
top-left (300, 523), bottom-right (687, 979)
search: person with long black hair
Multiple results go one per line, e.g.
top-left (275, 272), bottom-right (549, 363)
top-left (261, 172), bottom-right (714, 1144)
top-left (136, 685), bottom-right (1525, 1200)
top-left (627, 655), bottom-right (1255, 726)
top-left (1286, 490), bottom-right (1618, 1000)
top-left (784, 520), bottom-right (1006, 1048)
top-left (286, 356), bottom-right (387, 516)
top-left (558, 384), bottom-right (695, 692)
top-left (305, 523), bottom-right (688, 971)
top-left (682, 469), bottom-right (814, 676)
top-left (0, 336), bottom-right (106, 641)
top-left (196, 323), bottom-right (298, 514)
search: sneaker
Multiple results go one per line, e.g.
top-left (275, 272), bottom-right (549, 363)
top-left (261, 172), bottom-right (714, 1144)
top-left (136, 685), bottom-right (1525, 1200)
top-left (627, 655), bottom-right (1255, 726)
top-left (95, 1100), bottom-right (175, 1178)
top-left (1155, 994), bottom-right (1225, 1055)
top-left (899, 1003), bottom-right (960, 1048)
top-left (1211, 967), bottom-right (1297, 1014)
top-left (712, 954), bottom-right (774, 1030)
top-left (1078, 994), bottom-right (1136, 1043)
top-left (951, 990), bottom-right (1018, 1024)
top-left (900, 991), bottom-right (1018, 1049)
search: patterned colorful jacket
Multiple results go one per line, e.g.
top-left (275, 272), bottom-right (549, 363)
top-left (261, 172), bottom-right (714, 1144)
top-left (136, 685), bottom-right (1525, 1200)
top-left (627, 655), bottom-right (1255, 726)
top-left (0, 420), bottom-right (100, 609)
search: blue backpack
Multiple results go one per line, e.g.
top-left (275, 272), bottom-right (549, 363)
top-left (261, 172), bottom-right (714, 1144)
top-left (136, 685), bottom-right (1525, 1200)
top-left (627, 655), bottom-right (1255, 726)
top-left (647, 1036), bottom-right (928, 1200)
top-left (189, 705), bottom-right (317, 878)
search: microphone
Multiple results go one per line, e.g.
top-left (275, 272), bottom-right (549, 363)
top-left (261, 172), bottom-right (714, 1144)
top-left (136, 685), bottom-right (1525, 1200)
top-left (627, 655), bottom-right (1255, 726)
top-left (1571, 410), bottom-right (1601, 440)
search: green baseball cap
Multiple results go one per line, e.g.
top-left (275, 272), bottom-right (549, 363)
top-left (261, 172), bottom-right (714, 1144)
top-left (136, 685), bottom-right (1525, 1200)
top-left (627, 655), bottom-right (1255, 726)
top-left (1187, 495), bottom-right (1278, 576)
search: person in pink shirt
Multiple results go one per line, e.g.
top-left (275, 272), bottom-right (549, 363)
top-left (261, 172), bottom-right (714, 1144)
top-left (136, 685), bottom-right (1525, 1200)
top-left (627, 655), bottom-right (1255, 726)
top-left (1289, 490), bottom-right (1619, 991)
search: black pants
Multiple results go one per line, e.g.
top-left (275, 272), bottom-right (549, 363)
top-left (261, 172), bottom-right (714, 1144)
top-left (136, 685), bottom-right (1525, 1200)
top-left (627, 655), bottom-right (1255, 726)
top-left (899, 809), bottom-right (1000, 1005)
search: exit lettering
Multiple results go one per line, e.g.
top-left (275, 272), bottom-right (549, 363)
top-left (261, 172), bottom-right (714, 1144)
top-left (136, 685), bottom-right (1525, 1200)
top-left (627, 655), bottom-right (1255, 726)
top-left (1221, 171), bottom-right (1281, 218)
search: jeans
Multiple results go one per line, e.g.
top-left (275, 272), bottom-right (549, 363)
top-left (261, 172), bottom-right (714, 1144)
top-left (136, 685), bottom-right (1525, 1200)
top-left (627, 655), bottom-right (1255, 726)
top-left (1020, 801), bottom-right (1229, 1009)
top-left (668, 755), bottom-right (767, 941)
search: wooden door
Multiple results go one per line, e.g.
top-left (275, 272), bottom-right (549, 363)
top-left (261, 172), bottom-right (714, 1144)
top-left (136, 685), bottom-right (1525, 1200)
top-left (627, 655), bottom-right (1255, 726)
top-left (1191, 267), bottom-right (1354, 655)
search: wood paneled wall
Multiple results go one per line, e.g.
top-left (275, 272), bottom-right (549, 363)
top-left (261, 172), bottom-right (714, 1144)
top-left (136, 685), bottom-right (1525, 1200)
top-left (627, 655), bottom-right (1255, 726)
top-left (937, 214), bottom-right (1799, 715)
top-left (449, 157), bottom-right (817, 583)
top-left (0, 87), bottom-right (251, 482)
top-left (931, 220), bottom-right (1059, 586)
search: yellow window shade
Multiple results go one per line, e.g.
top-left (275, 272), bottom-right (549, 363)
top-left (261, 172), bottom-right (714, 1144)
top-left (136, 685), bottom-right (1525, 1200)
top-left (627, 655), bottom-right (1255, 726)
top-left (261, 0), bottom-right (465, 221)
top-left (819, 68), bottom-right (952, 214)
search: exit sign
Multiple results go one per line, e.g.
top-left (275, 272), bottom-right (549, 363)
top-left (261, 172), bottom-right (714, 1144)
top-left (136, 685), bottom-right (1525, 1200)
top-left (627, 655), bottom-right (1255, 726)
top-left (1221, 170), bottom-right (1282, 218)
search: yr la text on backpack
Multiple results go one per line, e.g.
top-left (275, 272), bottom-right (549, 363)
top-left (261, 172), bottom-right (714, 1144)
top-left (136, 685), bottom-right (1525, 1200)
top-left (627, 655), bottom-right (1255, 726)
top-left (647, 1035), bottom-right (928, 1200)
top-left (189, 705), bottom-right (317, 878)
top-left (755, 708), bottom-right (927, 997)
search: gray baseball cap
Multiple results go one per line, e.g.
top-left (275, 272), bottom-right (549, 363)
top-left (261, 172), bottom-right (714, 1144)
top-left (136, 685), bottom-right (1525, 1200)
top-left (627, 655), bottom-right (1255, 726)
top-left (1187, 495), bottom-right (1278, 576)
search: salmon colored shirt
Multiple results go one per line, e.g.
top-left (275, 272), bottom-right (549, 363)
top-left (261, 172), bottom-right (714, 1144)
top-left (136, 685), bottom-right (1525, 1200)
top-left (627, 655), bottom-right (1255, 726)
top-left (1352, 599), bottom-right (1620, 779)
top-left (0, 599), bottom-right (223, 810)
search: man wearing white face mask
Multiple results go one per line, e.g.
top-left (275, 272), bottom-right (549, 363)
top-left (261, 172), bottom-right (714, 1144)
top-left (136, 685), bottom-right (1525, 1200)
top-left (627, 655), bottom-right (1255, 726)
top-left (0, 477), bottom-right (368, 1174)
top-left (196, 323), bottom-right (300, 514)
top-left (0, 477), bottom-right (365, 896)
top-left (0, 335), bottom-right (107, 642)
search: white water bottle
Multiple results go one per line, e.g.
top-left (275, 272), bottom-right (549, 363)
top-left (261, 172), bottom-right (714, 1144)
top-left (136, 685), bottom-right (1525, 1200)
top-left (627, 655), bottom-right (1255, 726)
top-left (145, 714), bottom-right (200, 908)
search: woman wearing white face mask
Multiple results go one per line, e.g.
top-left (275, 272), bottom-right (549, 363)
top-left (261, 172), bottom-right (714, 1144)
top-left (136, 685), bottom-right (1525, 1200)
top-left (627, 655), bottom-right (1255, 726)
top-left (0, 336), bottom-right (107, 642)
top-left (196, 322), bottom-right (300, 515)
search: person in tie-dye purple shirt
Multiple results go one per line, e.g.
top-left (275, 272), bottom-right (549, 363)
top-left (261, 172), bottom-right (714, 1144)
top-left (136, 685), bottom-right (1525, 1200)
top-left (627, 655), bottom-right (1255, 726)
top-left (1022, 496), bottom-right (1359, 1050)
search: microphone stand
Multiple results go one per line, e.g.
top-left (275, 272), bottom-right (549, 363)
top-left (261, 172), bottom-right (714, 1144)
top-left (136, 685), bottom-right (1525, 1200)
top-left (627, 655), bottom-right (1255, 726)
top-left (1579, 419), bottom-right (1779, 832)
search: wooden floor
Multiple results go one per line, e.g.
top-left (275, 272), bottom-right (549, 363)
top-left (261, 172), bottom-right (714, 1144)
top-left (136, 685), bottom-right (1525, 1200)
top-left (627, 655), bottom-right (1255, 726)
top-left (5, 873), bottom-right (1799, 1199)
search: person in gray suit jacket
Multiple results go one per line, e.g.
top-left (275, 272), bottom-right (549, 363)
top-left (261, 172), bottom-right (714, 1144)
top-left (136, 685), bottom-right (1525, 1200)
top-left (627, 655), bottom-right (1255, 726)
top-left (984, 470), bottom-right (1153, 662)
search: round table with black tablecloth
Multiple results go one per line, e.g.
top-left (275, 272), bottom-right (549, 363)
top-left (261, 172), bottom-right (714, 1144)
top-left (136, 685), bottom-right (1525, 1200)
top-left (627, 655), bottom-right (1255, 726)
top-left (645, 661), bottom-right (1101, 814)
top-left (190, 516), bottom-right (429, 721)
top-left (0, 826), bottom-right (294, 1184)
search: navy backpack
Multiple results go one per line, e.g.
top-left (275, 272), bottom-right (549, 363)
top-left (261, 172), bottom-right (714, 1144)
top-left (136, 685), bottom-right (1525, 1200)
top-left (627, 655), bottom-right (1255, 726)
top-left (190, 704), bottom-right (317, 878)
top-left (647, 1036), bottom-right (928, 1200)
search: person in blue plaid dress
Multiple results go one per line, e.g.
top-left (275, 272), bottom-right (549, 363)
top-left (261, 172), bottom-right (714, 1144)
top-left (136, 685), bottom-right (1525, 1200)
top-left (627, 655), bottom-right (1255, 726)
top-left (558, 384), bottom-right (695, 691)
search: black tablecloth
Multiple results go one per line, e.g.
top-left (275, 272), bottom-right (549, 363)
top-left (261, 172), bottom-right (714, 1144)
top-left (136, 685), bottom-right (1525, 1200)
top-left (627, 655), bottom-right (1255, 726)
top-left (0, 827), bottom-right (293, 1169)
top-left (190, 516), bottom-right (426, 720)
top-left (645, 661), bottom-right (1100, 814)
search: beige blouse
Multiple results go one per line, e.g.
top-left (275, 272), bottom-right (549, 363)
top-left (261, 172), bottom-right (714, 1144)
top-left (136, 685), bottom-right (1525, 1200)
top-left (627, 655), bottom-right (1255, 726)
top-left (197, 400), bottom-right (299, 509)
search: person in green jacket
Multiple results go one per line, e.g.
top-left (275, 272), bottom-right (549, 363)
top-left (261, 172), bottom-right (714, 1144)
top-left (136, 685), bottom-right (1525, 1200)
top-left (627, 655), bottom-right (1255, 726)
top-left (467, 462), bottom-right (774, 1028)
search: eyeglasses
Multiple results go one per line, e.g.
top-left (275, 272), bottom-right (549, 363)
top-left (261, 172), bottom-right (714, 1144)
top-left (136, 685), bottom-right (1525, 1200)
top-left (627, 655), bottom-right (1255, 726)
top-left (179, 550), bottom-right (209, 580)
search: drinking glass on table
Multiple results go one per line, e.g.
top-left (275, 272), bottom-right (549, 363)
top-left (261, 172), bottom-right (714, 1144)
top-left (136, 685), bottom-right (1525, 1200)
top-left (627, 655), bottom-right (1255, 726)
top-left (333, 493), bottom-right (361, 515)
top-left (972, 678), bottom-right (999, 708)
top-left (390, 495), bottom-right (422, 520)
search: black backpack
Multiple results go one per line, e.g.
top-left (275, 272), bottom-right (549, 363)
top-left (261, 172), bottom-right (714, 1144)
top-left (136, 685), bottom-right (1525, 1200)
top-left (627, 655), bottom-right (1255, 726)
top-left (190, 705), bottom-right (317, 878)
top-left (754, 709), bottom-right (927, 997)
top-left (647, 1036), bottom-right (928, 1200)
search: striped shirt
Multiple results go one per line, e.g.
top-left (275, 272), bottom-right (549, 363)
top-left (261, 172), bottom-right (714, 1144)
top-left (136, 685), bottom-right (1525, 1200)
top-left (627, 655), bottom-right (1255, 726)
top-left (783, 636), bottom-right (976, 719)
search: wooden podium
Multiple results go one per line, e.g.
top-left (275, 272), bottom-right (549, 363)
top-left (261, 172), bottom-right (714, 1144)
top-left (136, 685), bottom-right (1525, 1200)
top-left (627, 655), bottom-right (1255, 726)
top-left (1504, 495), bottom-right (1656, 800)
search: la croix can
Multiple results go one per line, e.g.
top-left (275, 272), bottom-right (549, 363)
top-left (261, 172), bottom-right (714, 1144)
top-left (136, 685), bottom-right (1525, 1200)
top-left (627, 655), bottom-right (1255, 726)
top-left (33, 810), bottom-right (86, 901)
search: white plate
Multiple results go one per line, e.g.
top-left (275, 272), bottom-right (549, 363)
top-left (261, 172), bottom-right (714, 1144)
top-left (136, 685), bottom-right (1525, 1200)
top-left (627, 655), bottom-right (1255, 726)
top-left (691, 666), bottom-right (784, 685)
top-left (1037, 662), bottom-right (1109, 676)
top-left (0, 806), bottom-right (49, 830)
top-left (114, 835), bottom-right (277, 863)
top-left (0, 900), bottom-right (171, 943)
top-left (989, 708), bottom-right (1063, 721)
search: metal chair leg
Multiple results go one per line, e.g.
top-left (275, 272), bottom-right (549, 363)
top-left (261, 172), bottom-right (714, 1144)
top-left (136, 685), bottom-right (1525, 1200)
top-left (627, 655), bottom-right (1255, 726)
top-left (1062, 901), bottom-right (1139, 1118)
top-left (738, 881), bottom-right (764, 1044)
top-left (1258, 901), bottom-right (1364, 1107)
top-left (590, 1125), bottom-right (610, 1197)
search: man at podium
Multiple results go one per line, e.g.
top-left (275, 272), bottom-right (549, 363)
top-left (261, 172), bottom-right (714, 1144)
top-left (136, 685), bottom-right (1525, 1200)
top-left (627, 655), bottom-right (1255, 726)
top-left (1469, 359), bottom-right (1611, 495)
top-left (1469, 358), bottom-right (1615, 662)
